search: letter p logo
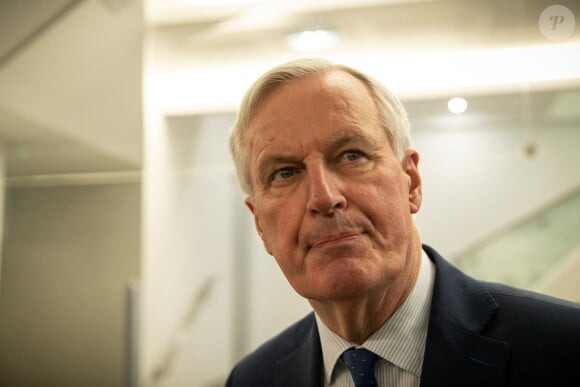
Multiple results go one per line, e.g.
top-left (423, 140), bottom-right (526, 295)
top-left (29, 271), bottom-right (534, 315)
top-left (550, 15), bottom-right (565, 30)
top-left (540, 5), bottom-right (576, 41)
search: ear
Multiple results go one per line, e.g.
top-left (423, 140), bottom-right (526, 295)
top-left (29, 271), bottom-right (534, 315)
top-left (403, 150), bottom-right (422, 214)
top-left (245, 197), bottom-right (274, 255)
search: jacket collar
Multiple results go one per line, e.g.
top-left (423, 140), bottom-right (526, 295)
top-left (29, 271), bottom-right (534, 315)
top-left (274, 313), bottom-right (322, 387)
top-left (420, 245), bottom-right (510, 387)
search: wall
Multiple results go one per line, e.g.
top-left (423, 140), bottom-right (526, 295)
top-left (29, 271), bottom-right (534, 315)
top-left (0, 182), bottom-right (140, 387)
top-left (141, 110), bottom-right (239, 386)
top-left (410, 95), bottom-right (580, 258)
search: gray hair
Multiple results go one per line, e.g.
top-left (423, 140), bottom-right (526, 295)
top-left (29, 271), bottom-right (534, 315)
top-left (229, 58), bottom-right (411, 197)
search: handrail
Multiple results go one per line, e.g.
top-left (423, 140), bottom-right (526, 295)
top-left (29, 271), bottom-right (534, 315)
top-left (454, 186), bottom-right (580, 288)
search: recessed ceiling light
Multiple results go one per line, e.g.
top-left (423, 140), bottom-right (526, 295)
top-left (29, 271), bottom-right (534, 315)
top-left (448, 97), bottom-right (468, 114)
top-left (168, 0), bottom-right (261, 5)
top-left (286, 29), bottom-right (339, 51)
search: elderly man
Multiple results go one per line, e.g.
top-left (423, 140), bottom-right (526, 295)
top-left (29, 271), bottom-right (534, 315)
top-left (225, 58), bottom-right (580, 387)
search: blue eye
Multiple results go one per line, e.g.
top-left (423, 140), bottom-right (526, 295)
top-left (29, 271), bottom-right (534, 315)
top-left (343, 150), bottom-right (363, 161)
top-left (272, 167), bottom-right (294, 181)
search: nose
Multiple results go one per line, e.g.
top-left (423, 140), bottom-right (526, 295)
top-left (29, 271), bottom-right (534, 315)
top-left (306, 164), bottom-right (347, 216)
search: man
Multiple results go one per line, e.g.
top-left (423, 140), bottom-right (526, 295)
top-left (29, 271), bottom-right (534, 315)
top-left (225, 58), bottom-right (580, 386)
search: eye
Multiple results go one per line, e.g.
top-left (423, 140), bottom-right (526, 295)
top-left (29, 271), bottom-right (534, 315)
top-left (271, 167), bottom-right (295, 182)
top-left (342, 150), bottom-right (364, 162)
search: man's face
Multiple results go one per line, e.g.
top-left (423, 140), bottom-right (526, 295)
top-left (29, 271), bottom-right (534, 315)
top-left (245, 70), bottom-right (422, 303)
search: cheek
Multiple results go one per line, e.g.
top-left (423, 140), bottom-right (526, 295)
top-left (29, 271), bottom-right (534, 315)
top-left (357, 184), bottom-right (410, 239)
top-left (261, 207), bottom-right (286, 234)
top-left (258, 202), bottom-right (301, 249)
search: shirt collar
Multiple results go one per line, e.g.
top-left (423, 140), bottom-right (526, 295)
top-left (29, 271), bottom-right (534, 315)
top-left (316, 249), bottom-right (436, 384)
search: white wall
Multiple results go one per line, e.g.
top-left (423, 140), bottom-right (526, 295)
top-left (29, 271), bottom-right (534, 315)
top-left (0, 182), bottom-right (141, 387)
top-left (141, 103), bottom-right (237, 386)
top-left (412, 111), bottom-right (580, 258)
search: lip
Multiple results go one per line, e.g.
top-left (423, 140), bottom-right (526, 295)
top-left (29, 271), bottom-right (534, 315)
top-left (310, 232), bottom-right (361, 248)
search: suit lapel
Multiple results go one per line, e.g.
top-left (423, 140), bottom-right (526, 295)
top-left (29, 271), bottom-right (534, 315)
top-left (275, 313), bottom-right (322, 387)
top-left (420, 245), bottom-right (510, 387)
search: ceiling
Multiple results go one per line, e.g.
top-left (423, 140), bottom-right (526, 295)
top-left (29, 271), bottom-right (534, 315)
top-left (0, 0), bottom-right (578, 181)
top-left (151, 0), bottom-right (572, 46)
top-left (148, 0), bottom-right (580, 63)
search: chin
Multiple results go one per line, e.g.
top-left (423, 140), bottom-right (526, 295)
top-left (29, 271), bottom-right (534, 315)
top-left (299, 271), bottom-right (378, 302)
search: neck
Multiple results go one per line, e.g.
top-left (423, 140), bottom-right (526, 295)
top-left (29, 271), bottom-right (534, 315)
top-left (309, 236), bottom-right (422, 345)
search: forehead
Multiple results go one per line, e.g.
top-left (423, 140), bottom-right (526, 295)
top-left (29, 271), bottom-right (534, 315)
top-left (248, 70), bottom-right (377, 137)
top-left (249, 71), bottom-right (389, 167)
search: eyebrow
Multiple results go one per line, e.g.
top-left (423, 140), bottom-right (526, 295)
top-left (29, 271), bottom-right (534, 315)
top-left (254, 131), bottom-right (378, 183)
top-left (327, 131), bottom-right (378, 153)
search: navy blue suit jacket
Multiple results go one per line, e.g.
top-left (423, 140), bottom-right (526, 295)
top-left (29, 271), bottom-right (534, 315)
top-left (226, 245), bottom-right (580, 386)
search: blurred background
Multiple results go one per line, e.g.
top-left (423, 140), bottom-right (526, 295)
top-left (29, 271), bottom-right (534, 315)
top-left (0, 0), bottom-right (578, 386)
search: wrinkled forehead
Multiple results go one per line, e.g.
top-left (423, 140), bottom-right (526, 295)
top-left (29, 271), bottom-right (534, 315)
top-left (248, 73), bottom-right (386, 159)
top-left (245, 69), bottom-right (374, 139)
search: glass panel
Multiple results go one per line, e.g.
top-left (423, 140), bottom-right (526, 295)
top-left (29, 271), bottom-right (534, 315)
top-left (456, 189), bottom-right (580, 288)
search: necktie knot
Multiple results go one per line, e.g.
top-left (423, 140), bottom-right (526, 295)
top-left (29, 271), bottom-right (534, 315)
top-left (340, 347), bottom-right (378, 387)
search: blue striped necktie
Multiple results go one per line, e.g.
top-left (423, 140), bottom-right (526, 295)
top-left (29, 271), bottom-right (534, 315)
top-left (340, 347), bottom-right (379, 387)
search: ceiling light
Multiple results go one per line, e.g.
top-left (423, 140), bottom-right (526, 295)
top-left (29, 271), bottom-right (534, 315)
top-left (448, 97), bottom-right (468, 114)
top-left (165, 0), bottom-right (261, 5)
top-left (286, 29), bottom-right (339, 51)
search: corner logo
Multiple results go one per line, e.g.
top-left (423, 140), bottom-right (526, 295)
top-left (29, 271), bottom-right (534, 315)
top-left (539, 5), bottom-right (576, 41)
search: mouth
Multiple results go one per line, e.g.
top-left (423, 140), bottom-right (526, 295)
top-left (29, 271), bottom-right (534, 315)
top-left (310, 232), bottom-right (361, 249)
